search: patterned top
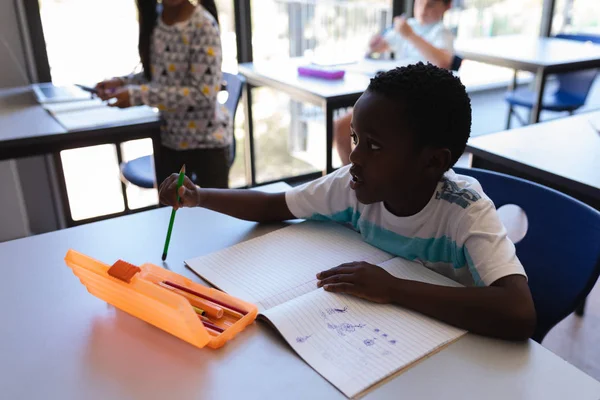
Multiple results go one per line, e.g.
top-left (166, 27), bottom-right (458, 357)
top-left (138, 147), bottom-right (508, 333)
top-left (122, 6), bottom-right (231, 150)
top-left (285, 166), bottom-right (526, 287)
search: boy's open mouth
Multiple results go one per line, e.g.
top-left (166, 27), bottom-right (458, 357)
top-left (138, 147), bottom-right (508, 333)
top-left (349, 167), bottom-right (364, 189)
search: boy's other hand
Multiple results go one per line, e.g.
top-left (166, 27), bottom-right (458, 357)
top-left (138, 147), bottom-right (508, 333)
top-left (107, 88), bottom-right (132, 108)
top-left (95, 78), bottom-right (124, 100)
top-left (158, 174), bottom-right (201, 209)
top-left (394, 15), bottom-right (414, 38)
top-left (369, 34), bottom-right (388, 53)
top-left (316, 262), bottom-right (397, 303)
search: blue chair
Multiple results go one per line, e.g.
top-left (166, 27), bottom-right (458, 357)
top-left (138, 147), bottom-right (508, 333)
top-left (450, 55), bottom-right (463, 72)
top-left (121, 72), bottom-right (246, 189)
top-left (453, 167), bottom-right (600, 343)
top-left (505, 34), bottom-right (600, 128)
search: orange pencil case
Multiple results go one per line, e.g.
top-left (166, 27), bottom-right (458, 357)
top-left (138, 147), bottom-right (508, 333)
top-left (64, 249), bottom-right (258, 349)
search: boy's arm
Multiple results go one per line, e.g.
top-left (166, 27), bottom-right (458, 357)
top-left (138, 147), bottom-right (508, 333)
top-left (318, 198), bottom-right (536, 341)
top-left (159, 165), bottom-right (357, 224)
top-left (317, 264), bottom-right (536, 341)
top-left (197, 189), bottom-right (294, 223)
top-left (158, 174), bottom-right (294, 222)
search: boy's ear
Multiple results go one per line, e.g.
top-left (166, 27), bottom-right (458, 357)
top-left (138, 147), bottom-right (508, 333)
top-left (422, 147), bottom-right (452, 176)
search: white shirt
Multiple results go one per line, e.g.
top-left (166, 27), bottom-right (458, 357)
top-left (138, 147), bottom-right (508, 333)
top-left (285, 166), bottom-right (526, 287)
top-left (383, 18), bottom-right (454, 61)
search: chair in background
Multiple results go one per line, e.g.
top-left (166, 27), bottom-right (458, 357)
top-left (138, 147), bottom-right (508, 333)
top-left (453, 167), bottom-right (600, 343)
top-left (120, 72), bottom-right (246, 189)
top-left (504, 33), bottom-right (600, 129)
top-left (450, 54), bottom-right (463, 72)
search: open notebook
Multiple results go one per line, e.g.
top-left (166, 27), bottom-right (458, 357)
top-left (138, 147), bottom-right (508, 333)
top-left (44, 99), bottom-right (158, 131)
top-left (186, 221), bottom-right (466, 398)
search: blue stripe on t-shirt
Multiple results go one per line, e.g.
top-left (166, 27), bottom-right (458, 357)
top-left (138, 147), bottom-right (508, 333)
top-left (308, 208), bottom-right (484, 286)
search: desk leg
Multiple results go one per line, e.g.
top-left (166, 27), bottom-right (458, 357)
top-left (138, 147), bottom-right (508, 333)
top-left (576, 298), bottom-right (586, 316)
top-left (44, 154), bottom-right (67, 230)
top-left (151, 133), bottom-right (162, 188)
top-left (509, 69), bottom-right (518, 91)
top-left (530, 67), bottom-right (547, 124)
top-left (506, 70), bottom-right (518, 129)
top-left (243, 84), bottom-right (257, 186)
top-left (114, 143), bottom-right (129, 212)
top-left (325, 104), bottom-right (334, 175)
top-left (52, 153), bottom-right (75, 227)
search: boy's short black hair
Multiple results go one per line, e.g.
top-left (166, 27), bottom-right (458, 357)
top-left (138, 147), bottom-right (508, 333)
top-left (367, 62), bottom-right (471, 168)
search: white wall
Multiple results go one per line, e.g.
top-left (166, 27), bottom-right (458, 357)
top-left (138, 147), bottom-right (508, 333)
top-left (0, 161), bottom-right (29, 241)
top-left (0, 0), bottom-right (29, 88)
top-left (0, 0), bottom-right (32, 241)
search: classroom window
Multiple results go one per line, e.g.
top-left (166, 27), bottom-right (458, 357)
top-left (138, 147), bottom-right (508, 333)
top-left (60, 145), bottom-right (125, 221)
top-left (39, 0), bottom-right (242, 221)
top-left (551, 0), bottom-right (600, 35)
top-left (250, 0), bottom-right (392, 183)
top-left (447, 0), bottom-right (543, 88)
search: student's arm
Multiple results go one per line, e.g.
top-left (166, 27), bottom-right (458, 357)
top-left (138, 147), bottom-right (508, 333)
top-left (126, 15), bottom-right (223, 111)
top-left (158, 166), bottom-right (358, 224)
top-left (318, 266), bottom-right (535, 341)
top-left (396, 16), bottom-right (453, 69)
top-left (194, 189), bottom-right (295, 223)
top-left (368, 34), bottom-right (391, 54)
top-left (158, 174), bottom-right (294, 222)
top-left (317, 200), bottom-right (537, 341)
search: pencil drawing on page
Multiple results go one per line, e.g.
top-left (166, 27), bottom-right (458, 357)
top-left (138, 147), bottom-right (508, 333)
top-left (327, 322), bottom-right (366, 336)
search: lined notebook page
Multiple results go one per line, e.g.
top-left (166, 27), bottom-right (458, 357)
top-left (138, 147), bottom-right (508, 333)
top-left (43, 98), bottom-right (106, 114)
top-left (52, 105), bottom-right (158, 131)
top-left (261, 257), bottom-right (466, 398)
top-left (185, 221), bottom-right (393, 311)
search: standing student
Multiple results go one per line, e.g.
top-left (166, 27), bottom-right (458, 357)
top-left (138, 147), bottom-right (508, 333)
top-left (335, 0), bottom-right (455, 166)
top-left (95, 0), bottom-right (232, 188)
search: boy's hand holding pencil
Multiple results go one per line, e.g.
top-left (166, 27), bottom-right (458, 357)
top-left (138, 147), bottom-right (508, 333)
top-left (159, 172), bottom-right (203, 209)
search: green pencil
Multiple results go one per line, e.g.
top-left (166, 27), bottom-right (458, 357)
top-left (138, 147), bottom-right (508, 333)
top-left (162, 164), bottom-right (186, 261)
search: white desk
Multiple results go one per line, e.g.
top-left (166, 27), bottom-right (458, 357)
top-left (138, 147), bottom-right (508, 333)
top-left (1, 183), bottom-right (599, 399)
top-left (456, 35), bottom-right (600, 123)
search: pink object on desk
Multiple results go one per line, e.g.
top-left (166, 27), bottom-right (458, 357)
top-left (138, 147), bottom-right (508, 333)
top-left (297, 65), bottom-right (345, 80)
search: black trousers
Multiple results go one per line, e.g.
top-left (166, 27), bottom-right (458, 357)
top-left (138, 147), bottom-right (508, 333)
top-left (157, 146), bottom-right (231, 189)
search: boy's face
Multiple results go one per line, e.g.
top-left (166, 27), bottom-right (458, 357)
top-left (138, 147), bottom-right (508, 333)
top-left (348, 91), bottom-right (427, 207)
top-left (414, 0), bottom-right (451, 25)
top-left (163, 0), bottom-right (187, 6)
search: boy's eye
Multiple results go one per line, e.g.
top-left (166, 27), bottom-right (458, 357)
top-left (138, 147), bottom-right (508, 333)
top-left (350, 132), bottom-right (358, 145)
top-left (368, 140), bottom-right (381, 151)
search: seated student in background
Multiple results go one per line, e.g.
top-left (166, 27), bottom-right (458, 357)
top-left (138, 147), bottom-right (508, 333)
top-left (159, 63), bottom-right (537, 341)
top-left (95, 0), bottom-right (232, 188)
top-left (335, 0), bottom-right (455, 166)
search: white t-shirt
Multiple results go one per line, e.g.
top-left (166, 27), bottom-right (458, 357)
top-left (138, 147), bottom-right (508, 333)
top-left (285, 166), bottom-right (526, 287)
top-left (383, 18), bottom-right (454, 61)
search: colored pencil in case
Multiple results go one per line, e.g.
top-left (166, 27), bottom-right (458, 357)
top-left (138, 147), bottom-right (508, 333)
top-left (163, 280), bottom-right (248, 316)
top-left (157, 281), bottom-right (224, 319)
top-left (198, 316), bottom-right (224, 333)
